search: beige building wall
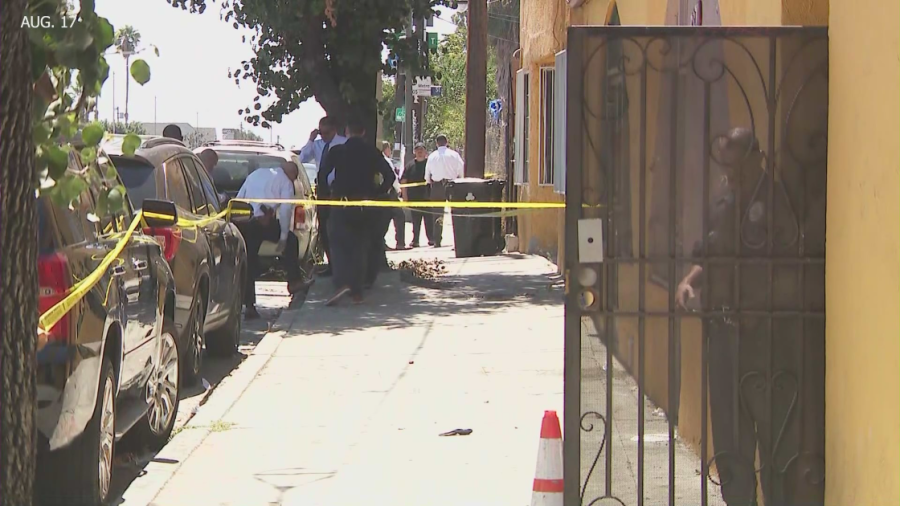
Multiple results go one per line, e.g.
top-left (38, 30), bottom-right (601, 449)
top-left (825, 0), bottom-right (900, 504)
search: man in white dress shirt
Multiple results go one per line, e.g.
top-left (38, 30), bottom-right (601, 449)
top-left (424, 134), bottom-right (464, 247)
top-left (235, 160), bottom-right (304, 319)
top-left (298, 116), bottom-right (347, 276)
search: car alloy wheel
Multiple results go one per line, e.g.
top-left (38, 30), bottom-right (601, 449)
top-left (98, 373), bottom-right (115, 502)
top-left (190, 301), bottom-right (204, 377)
top-left (147, 331), bottom-right (179, 436)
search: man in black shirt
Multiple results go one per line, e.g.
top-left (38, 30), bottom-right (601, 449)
top-left (675, 127), bottom-right (823, 506)
top-left (401, 142), bottom-right (433, 247)
top-left (318, 118), bottom-right (395, 306)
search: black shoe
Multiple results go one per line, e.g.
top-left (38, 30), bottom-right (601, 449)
top-left (433, 243), bottom-right (441, 248)
top-left (409, 242), bottom-right (420, 248)
top-left (427, 241), bottom-right (434, 246)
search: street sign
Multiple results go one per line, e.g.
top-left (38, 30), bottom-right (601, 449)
top-left (395, 107), bottom-right (405, 122)
top-left (431, 86), bottom-right (443, 97)
top-left (413, 76), bottom-right (436, 97)
top-left (427, 32), bottom-right (438, 50)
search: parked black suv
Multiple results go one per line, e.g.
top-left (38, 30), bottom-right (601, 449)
top-left (108, 137), bottom-right (249, 384)
top-left (36, 151), bottom-right (182, 506)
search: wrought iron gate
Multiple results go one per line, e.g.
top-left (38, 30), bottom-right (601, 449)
top-left (562, 27), bottom-right (828, 506)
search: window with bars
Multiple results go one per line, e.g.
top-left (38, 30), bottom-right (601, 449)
top-left (539, 67), bottom-right (555, 186)
top-left (514, 70), bottom-right (531, 185)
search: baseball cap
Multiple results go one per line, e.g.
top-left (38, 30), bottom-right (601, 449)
top-left (414, 142), bottom-right (427, 149)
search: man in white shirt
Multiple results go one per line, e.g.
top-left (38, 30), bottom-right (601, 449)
top-left (235, 160), bottom-right (304, 319)
top-left (298, 116), bottom-right (347, 276)
top-left (424, 134), bottom-right (464, 247)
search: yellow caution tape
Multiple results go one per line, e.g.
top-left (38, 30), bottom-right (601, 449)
top-left (38, 195), bottom-right (573, 331)
top-left (231, 198), bottom-right (567, 209)
top-left (39, 211), bottom-right (144, 333)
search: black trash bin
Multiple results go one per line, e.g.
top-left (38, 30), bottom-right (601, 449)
top-left (446, 178), bottom-right (506, 259)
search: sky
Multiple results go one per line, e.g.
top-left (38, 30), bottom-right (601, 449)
top-left (94, 0), bottom-right (460, 149)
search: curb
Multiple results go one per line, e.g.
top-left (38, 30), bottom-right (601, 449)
top-left (116, 307), bottom-right (302, 506)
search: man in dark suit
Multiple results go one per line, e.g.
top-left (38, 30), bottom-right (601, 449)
top-left (317, 117), bottom-right (396, 306)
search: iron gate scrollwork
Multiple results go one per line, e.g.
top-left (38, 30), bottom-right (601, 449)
top-left (563, 27), bottom-right (828, 506)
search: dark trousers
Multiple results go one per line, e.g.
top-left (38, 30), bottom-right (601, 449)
top-left (708, 317), bottom-right (824, 506)
top-left (429, 182), bottom-right (449, 245)
top-left (409, 207), bottom-right (433, 245)
top-left (326, 207), bottom-right (371, 296)
top-left (386, 208), bottom-right (406, 248)
top-left (317, 208), bottom-right (332, 265)
top-left (368, 209), bottom-right (391, 285)
top-left (237, 218), bottom-right (300, 307)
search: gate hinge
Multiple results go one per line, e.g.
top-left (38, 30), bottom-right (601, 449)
top-left (564, 269), bottom-right (570, 295)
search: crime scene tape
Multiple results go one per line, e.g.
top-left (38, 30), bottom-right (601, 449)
top-left (38, 196), bottom-right (581, 331)
top-left (39, 211), bottom-right (145, 333)
top-left (232, 198), bottom-right (567, 209)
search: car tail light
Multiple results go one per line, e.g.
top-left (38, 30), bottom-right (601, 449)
top-left (144, 227), bottom-right (182, 261)
top-left (38, 252), bottom-right (72, 342)
top-left (293, 206), bottom-right (306, 230)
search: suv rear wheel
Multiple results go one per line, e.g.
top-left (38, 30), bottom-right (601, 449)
top-left (182, 294), bottom-right (205, 386)
top-left (133, 316), bottom-right (180, 449)
top-left (206, 272), bottom-right (243, 356)
top-left (38, 358), bottom-right (116, 506)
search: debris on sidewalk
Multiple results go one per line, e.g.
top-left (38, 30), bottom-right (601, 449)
top-left (395, 258), bottom-right (454, 289)
top-left (439, 428), bottom-right (473, 437)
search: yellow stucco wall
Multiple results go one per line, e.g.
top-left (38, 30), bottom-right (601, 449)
top-left (520, 0), bottom-right (899, 502)
top-left (825, 0), bottom-right (900, 504)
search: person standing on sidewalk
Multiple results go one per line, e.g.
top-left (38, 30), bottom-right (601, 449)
top-left (319, 118), bottom-right (396, 306)
top-left (381, 141), bottom-right (407, 251)
top-left (299, 116), bottom-right (347, 276)
top-left (235, 160), bottom-right (306, 319)
top-left (401, 142), bottom-right (433, 247)
top-left (675, 127), bottom-right (824, 506)
top-left (424, 134), bottom-right (464, 248)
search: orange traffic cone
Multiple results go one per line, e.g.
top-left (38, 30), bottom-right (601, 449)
top-left (531, 410), bottom-right (564, 506)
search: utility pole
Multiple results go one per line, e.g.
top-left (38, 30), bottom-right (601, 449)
top-left (464, 0), bottom-right (488, 178)
top-left (394, 71), bottom-right (404, 155)
top-left (403, 15), bottom-right (415, 163)
top-left (414, 15), bottom-right (426, 143)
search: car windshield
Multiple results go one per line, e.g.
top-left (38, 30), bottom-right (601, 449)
top-left (114, 157), bottom-right (158, 208)
top-left (210, 150), bottom-right (288, 193)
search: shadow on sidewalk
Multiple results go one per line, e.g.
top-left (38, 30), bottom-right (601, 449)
top-left (296, 266), bottom-right (565, 337)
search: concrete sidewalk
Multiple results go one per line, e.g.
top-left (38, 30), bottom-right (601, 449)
top-left (142, 243), bottom-right (566, 505)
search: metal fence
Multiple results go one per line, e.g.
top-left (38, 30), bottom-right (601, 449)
top-left (563, 26), bottom-right (828, 506)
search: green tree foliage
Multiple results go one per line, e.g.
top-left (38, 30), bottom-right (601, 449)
top-left (113, 25), bottom-right (144, 122)
top-left (423, 14), bottom-right (497, 150)
top-left (167, 0), bottom-right (455, 136)
top-left (99, 120), bottom-right (147, 135)
top-left (27, 1), bottom-right (151, 208)
top-left (232, 129), bottom-right (263, 141)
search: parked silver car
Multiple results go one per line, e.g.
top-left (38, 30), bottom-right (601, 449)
top-left (195, 141), bottom-right (320, 271)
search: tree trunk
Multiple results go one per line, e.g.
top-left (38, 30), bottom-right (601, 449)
top-left (124, 55), bottom-right (130, 123)
top-left (0, 0), bottom-right (39, 503)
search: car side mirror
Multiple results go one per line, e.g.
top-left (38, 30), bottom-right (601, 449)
top-left (142, 199), bottom-right (178, 227)
top-left (228, 200), bottom-right (254, 224)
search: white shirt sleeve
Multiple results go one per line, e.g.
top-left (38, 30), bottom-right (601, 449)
top-left (424, 155), bottom-right (434, 183)
top-left (277, 177), bottom-right (295, 241)
top-left (454, 152), bottom-right (464, 179)
top-left (298, 139), bottom-right (317, 164)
